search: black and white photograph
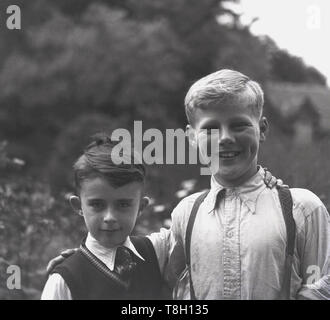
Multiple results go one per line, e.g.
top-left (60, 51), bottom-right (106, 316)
top-left (0, 0), bottom-right (329, 307)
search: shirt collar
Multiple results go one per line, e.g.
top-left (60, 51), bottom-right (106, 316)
top-left (85, 233), bottom-right (145, 271)
top-left (207, 166), bottom-right (268, 215)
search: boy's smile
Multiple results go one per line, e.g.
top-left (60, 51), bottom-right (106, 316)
top-left (190, 96), bottom-right (268, 187)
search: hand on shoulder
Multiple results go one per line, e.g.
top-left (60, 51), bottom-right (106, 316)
top-left (46, 248), bottom-right (78, 275)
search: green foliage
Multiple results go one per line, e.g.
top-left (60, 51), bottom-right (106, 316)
top-left (0, 4), bottom-right (184, 131)
top-left (46, 113), bottom-right (128, 191)
top-left (0, 142), bottom-right (85, 299)
top-left (214, 28), bottom-right (271, 83)
top-left (271, 49), bottom-right (327, 86)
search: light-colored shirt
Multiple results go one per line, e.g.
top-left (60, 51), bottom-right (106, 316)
top-left (152, 167), bottom-right (330, 300)
top-left (41, 233), bottom-right (144, 300)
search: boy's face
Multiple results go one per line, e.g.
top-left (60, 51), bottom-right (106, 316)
top-left (189, 96), bottom-right (268, 187)
top-left (73, 176), bottom-right (147, 248)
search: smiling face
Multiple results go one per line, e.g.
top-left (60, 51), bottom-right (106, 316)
top-left (190, 95), bottom-right (268, 187)
top-left (76, 176), bottom-right (145, 248)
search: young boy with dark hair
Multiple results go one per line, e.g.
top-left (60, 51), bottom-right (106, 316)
top-left (41, 134), bottom-right (165, 300)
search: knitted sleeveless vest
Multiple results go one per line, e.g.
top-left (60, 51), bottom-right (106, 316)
top-left (51, 236), bottom-right (163, 300)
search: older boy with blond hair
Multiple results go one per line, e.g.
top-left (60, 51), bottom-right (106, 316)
top-left (157, 69), bottom-right (330, 300)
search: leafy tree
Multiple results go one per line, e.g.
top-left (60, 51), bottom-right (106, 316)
top-left (46, 113), bottom-right (128, 191)
top-left (213, 27), bottom-right (271, 83)
top-left (271, 49), bottom-right (327, 86)
top-left (0, 3), bottom-right (185, 137)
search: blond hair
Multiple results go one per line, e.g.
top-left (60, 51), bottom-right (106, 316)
top-left (185, 69), bottom-right (264, 125)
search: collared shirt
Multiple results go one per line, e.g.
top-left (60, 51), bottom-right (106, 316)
top-left (41, 233), bottom-right (144, 300)
top-left (154, 167), bottom-right (330, 300)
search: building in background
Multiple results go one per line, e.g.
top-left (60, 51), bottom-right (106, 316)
top-left (265, 82), bottom-right (330, 145)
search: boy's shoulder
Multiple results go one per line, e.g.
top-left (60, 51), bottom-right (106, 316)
top-left (130, 235), bottom-right (159, 263)
top-left (171, 190), bottom-right (209, 223)
top-left (290, 188), bottom-right (324, 210)
top-left (288, 188), bottom-right (328, 224)
top-left (176, 190), bottom-right (208, 209)
top-left (51, 249), bottom-right (84, 274)
top-left (285, 188), bottom-right (330, 238)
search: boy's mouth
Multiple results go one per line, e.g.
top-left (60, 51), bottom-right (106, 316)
top-left (218, 151), bottom-right (240, 159)
top-left (100, 228), bottom-right (120, 232)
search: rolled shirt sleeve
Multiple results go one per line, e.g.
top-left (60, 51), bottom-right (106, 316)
top-left (148, 197), bottom-right (193, 290)
top-left (293, 190), bottom-right (330, 299)
top-left (41, 273), bottom-right (73, 300)
top-left (162, 188), bottom-right (330, 299)
top-left (147, 227), bottom-right (172, 276)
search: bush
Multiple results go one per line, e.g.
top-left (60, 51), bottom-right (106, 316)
top-left (0, 141), bottom-right (85, 299)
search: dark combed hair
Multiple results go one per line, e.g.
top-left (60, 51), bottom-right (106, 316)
top-left (73, 133), bottom-right (146, 191)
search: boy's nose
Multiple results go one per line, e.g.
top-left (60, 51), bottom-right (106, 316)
top-left (103, 210), bottom-right (117, 223)
top-left (219, 128), bottom-right (234, 145)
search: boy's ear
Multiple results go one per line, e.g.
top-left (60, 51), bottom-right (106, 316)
top-left (186, 124), bottom-right (197, 148)
top-left (138, 196), bottom-right (150, 217)
top-left (259, 117), bottom-right (269, 143)
top-left (69, 195), bottom-right (83, 216)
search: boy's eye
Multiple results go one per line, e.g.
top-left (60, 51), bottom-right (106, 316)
top-left (118, 201), bottom-right (132, 208)
top-left (89, 201), bottom-right (105, 210)
top-left (232, 122), bottom-right (250, 130)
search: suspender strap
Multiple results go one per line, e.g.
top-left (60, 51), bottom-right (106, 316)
top-left (277, 185), bottom-right (296, 300)
top-left (185, 190), bottom-right (209, 300)
top-left (185, 185), bottom-right (295, 300)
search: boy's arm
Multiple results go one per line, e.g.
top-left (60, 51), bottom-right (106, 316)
top-left (147, 227), bottom-right (171, 275)
top-left (147, 226), bottom-right (186, 285)
top-left (295, 199), bottom-right (330, 300)
top-left (147, 198), bottom-right (190, 289)
top-left (41, 273), bottom-right (73, 300)
top-left (164, 226), bottom-right (186, 289)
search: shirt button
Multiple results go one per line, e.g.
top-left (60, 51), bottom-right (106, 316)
top-left (227, 231), bottom-right (234, 238)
